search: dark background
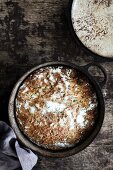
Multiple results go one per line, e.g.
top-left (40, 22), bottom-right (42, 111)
top-left (0, 0), bottom-right (113, 169)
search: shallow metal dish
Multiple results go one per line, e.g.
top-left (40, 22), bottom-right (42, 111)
top-left (68, 0), bottom-right (113, 62)
top-left (8, 61), bottom-right (107, 158)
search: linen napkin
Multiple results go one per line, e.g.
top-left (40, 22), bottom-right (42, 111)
top-left (0, 121), bottom-right (38, 170)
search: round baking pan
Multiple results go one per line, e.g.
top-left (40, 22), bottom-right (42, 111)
top-left (68, 0), bottom-right (113, 62)
top-left (8, 61), bottom-right (107, 158)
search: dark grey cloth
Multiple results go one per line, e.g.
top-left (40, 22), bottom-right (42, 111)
top-left (0, 121), bottom-right (38, 170)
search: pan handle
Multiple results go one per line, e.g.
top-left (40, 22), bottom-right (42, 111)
top-left (82, 63), bottom-right (107, 88)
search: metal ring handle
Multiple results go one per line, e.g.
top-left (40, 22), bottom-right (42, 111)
top-left (82, 63), bottom-right (107, 88)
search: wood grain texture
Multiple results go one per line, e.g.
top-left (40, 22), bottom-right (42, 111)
top-left (0, 0), bottom-right (113, 169)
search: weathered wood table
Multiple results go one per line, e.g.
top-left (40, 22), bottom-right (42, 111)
top-left (0, 0), bottom-right (113, 169)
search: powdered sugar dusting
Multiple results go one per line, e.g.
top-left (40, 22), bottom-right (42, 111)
top-left (24, 101), bottom-right (29, 109)
top-left (42, 101), bottom-right (66, 114)
top-left (59, 117), bottom-right (67, 127)
top-left (66, 109), bottom-right (75, 130)
top-left (30, 106), bottom-right (36, 114)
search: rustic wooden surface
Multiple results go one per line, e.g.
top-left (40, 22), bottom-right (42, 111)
top-left (0, 0), bottom-right (113, 169)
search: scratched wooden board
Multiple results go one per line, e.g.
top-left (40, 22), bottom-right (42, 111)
top-left (0, 0), bottom-right (113, 170)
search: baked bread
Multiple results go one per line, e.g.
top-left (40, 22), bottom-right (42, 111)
top-left (15, 66), bottom-right (97, 150)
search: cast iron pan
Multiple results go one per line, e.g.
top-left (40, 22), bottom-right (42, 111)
top-left (8, 61), bottom-right (107, 158)
top-left (68, 0), bottom-right (113, 62)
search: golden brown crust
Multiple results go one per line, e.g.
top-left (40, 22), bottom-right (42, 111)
top-left (15, 66), bottom-right (97, 150)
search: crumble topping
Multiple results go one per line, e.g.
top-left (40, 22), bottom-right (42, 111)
top-left (15, 66), bottom-right (97, 150)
